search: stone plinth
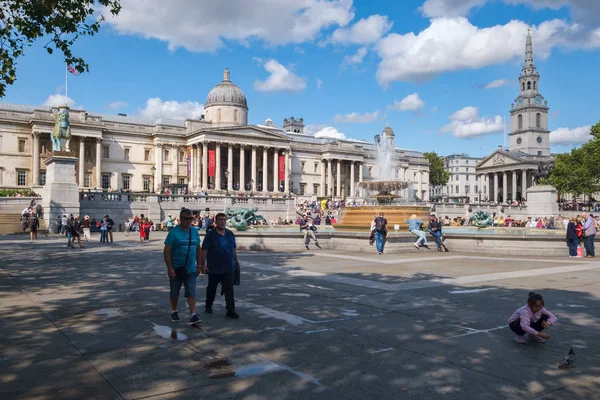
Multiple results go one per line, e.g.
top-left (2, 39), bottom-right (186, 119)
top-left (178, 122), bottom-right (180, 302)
top-left (42, 154), bottom-right (80, 233)
top-left (526, 185), bottom-right (559, 217)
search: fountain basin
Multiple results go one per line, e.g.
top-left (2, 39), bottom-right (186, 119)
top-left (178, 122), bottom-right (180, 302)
top-left (358, 181), bottom-right (409, 192)
top-left (336, 205), bottom-right (430, 232)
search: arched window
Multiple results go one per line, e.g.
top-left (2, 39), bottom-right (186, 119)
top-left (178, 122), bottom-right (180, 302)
top-left (536, 113), bottom-right (541, 128)
top-left (522, 82), bottom-right (525, 91)
top-left (527, 81), bottom-right (531, 90)
top-left (518, 114), bottom-right (523, 130)
top-left (217, 109), bottom-right (222, 122)
top-left (533, 81), bottom-right (537, 90)
top-left (234, 109), bottom-right (239, 123)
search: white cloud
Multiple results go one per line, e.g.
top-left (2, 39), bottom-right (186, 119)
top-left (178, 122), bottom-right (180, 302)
top-left (42, 94), bottom-right (76, 108)
top-left (305, 124), bottom-right (328, 135)
top-left (253, 59), bottom-right (306, 93)
top-left (107, 101), bottom-right (129, 110)
top-left (102, 0), bottom-right (354, 52)
top-left (138, 97), bottom-right (204, 120)
top-left (388, 93), bottom-right (425, 112)
top-left (328, 14), bottom-right (393, 45)
top-left (316, 78), bottom-right (323, 89)
top-left (550, 125), bottom-right (592, 145)
top-left (313, 126), bottom-right (347, 139)
top-left (441, 106), bottom-right (504, 138)
top-left (483, 79), bottom-right (511, 89)
top-left (420, 0), bottom-right (488, 17)
top-left (375, 17), bottom-right (600, 86)
top-left (343, 47), bottom-right (368, 66)
top-left (333, 110), bottom-right (380, 123)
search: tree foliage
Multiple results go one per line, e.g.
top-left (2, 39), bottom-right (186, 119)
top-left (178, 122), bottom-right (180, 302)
top-left (0, 0), bottom-right (121, 97)
top-left (423, 151), bottom-right (450, 187)
top-left (548, 121), bottom-right (600, 198)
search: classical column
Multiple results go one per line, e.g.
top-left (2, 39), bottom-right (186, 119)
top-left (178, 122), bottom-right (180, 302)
top-left (273, 148), bottom-right (279, 192)
top-left (251, 146), bottom-right (257, 192)
top-left (78, 137), bottom-right (85, 187)
top-left (327, 159), bottom-right (333, 197)
top-left (202, 142), bottom-right (208, 191)
top-left (336, 160), bottom-right (341, 197)
top-left (359, 163), bottom-right (364, 181)
top-left (95, 138), bottom-right (102, 189)
top-left (227, 144), bottom-right (233, 191)
top-left (477, 174), bottom-right (482, 201)
top-left (350, 162), bottom-right (355, 197)
top-left (154, 142), bottom-right (163, 192)
top-left (284, 150), bottom-right (290, 193)
top-left (320, 160), bottom-right (326, 196)
top-left (493, 172), bottom-right (499, 203)
top-left (502, 171), bottom-right (508, 204)
top-left (189, 145), bottom-right (195, 190)
top-left (32, 132), bottom-right (40, 186)
top-left (521, 169), bottom-right (527, 197)
top-left (512, 170), bottom-right (517, 202)
top-left (239, 145), bottom-right (246, 192)
top-left (215, 143), bottom-right (222, 191)
top-left (172, 144), bottom-right (179, 181)
top-left (196, 144), bottom-right (201, 189)
top-left (418, 169), bottom-right (423, 200)
top-left (484, 174), bottom-right (490, 201)
top-left (262, 146), bottom-right (268, 191)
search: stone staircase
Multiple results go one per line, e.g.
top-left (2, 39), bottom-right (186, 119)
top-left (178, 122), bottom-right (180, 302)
top-left (0, 213), bottom-right (48, 235)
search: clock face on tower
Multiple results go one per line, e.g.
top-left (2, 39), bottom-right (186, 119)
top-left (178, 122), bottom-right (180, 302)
top-left (517, 98), bottom-right (524, 106)
top-left (535, 96), bottom-right (542, 104)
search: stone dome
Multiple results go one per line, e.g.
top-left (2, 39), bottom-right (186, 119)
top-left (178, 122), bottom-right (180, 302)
top-left (382, 124), bottom-right (395, 137)
top-left (205, 69), bottom-right (248, 110)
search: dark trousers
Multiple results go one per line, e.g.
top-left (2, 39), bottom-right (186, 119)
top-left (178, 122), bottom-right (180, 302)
top-left (584, 234), bottom-right (596, 257)
top-left (567, 238), bottom-right (578, 256)
top-left (509, 314), bottom-right (548, 336)
top-left (206, 273), bottom-right (235, 311)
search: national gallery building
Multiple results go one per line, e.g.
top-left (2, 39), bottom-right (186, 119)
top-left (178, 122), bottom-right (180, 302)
top-left (0, 69), bottom-right (430, 200)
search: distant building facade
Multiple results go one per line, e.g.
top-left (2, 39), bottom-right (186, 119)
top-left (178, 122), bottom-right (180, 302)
top-left (430, 154), bottom-right (482, 203)
top-left (0, 69), bottom-right (430, 200)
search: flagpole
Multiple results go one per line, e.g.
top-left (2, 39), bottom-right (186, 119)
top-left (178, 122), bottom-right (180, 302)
top-left (65, 63), bottom-right (68, 106)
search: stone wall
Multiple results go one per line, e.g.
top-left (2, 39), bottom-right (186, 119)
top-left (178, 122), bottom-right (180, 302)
top-left (431, 202), bottom-right (582, 220)
top-left (0, 197), bottom-right (41, 213)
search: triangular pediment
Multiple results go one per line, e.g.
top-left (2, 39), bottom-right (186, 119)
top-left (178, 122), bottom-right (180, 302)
top-left (477, 150), bottom-right (525, 170)
top-left (195, 125), bottom-right (291, 142)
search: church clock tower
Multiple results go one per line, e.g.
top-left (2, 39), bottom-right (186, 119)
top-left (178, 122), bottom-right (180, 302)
top-left (509, 29), bottom-right (550, 156)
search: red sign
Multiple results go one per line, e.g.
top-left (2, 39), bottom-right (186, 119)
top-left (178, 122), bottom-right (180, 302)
top-left (208, 150), bottom-right (216, 177)
top-left (278, 155), bottom-right (285, 181)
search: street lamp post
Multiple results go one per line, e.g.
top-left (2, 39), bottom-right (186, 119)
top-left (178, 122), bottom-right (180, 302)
top-left (150, 165), bottom-right (156, 193)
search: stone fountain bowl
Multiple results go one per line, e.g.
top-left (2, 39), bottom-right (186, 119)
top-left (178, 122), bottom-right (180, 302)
top-left (358, 181), bottom-right (409, 191)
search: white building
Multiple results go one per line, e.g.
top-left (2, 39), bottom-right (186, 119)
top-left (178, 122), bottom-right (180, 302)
top-left (430, 154), bottom-right (482, 203)
top-left (0, 69), bottom-right (430, 200)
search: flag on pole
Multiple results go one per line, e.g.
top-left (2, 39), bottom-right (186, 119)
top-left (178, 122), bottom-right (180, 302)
top-left (67, 65), bottom-right (80, 75)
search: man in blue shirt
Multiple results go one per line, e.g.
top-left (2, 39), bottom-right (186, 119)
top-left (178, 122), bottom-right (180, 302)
top-left (164, 208), bottom-right (202, 325)
top-left (200, 212), bottom-right (239, 319)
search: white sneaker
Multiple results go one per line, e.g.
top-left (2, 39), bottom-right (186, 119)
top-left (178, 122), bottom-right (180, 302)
top-left (514, 335), bottom-right (527, 344)
top-left (413, 243), bottom-right (420, 250)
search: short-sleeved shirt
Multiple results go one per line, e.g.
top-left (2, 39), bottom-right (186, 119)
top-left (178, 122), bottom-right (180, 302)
top-left (164, 226), bottom-right (201, 274)
top-left (374, 217), bottom-right (387, 232)
top-left (201, 229), bottom-right (236, 275)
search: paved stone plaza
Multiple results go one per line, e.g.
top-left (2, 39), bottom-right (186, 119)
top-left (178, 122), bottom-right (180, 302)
top-left (1, 232), bottom-right (599, 400)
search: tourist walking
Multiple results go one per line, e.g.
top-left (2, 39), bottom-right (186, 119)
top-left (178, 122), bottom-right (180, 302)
top-left (28, 213), bottom-right (39, 241)
top-left (581, 212), bottom-right (596, 258)
top-left (66, 219), bottom-right (73, 248)
top-left (201, 212), bottom-right (239, 319)
top-left (70, 216), bottom-right (84, 248)
top-left (82, 215), bottom-right (91, 242)
top-left (100, 217), bottom-right (108, 243)
top-left (166, 214), bottom-right (174, 231)
top-left (373, 212), bottom-right (387, 255)
top-left (508, 292), bottom-right (557, 344)
top-left (406, 214), bottom-right (428, 250)
top-left (61, 214), bottom-right (68, 234)
top-left (299, 214), bottom-right (320, 250)
top-left (164, 208), bottom-right (202, 325)
top-left (566, 218), bottom-right (580, 257)
top-left (105, 215), bottom-right (114, 243)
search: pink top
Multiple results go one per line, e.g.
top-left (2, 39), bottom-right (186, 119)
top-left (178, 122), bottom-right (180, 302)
top-left (508, 305), bottom-right (558, 336)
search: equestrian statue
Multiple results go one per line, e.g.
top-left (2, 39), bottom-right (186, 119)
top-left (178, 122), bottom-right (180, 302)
top-left (51, 106), bottom-right (72, 152)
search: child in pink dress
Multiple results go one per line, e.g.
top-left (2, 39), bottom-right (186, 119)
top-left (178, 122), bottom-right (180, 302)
top-left (508, 292), bottom-right (557, 344)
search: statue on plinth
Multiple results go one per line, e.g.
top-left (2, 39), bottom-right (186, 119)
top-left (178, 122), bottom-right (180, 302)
top-left (51, 106), bottom-right (72, 152)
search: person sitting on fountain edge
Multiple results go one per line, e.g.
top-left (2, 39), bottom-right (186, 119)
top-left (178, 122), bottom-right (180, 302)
top-left (299, 214), bottom-right (320, 250)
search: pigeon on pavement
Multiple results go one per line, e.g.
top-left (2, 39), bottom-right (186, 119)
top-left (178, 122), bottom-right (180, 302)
top-left (558, 348), bottom-right (576, 369)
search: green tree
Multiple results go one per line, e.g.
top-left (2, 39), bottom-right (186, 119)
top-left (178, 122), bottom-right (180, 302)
top-left (0, 0), bottom-right (121, 97)
top-left (423, 151), bottom-right (450, 188)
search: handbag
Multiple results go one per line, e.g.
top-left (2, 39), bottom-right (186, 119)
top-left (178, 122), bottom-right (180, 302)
top-left (175, 229), bottom-right (192, 280)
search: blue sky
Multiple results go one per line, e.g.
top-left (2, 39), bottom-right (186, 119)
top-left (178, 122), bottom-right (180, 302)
top-left (4, 0), bottom-right (600, 156)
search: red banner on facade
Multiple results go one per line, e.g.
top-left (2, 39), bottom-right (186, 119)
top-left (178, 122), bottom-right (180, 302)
top-left (208, 150), bottom-right (216, 177)
top-left (278, 155), bottom-right (285, 181)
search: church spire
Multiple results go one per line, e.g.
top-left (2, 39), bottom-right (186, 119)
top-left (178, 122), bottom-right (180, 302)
top-left (223, 68), bottom-right (230, 82)
top-left (523, 28), bottom-right (536, 73)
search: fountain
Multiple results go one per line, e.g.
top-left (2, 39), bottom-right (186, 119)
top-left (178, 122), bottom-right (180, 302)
top-left (336, 126), bottom-right (430, 232)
